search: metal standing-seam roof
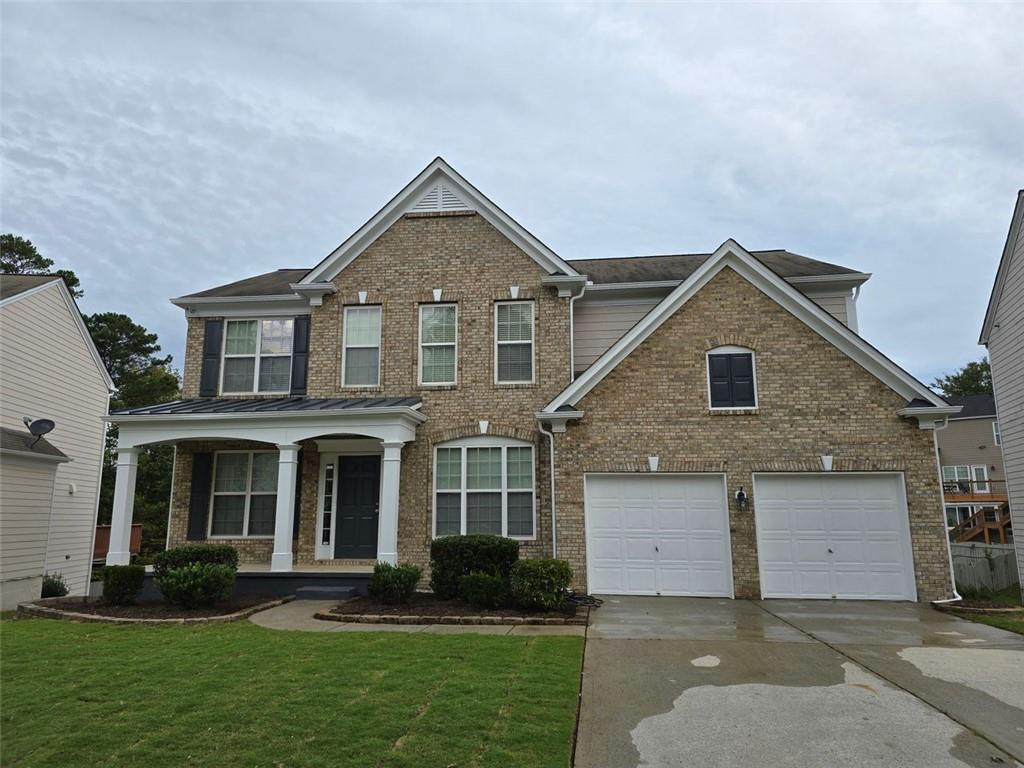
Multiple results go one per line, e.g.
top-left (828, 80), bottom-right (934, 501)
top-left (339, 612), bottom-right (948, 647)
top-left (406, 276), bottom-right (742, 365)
top-left (109, 397), bottom-right (422, 417)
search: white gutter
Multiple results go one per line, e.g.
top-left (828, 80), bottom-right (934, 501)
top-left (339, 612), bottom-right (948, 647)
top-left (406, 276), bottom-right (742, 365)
top-left (930, 422), bottom-right (962, 604)
top-left (567, 281), bottom-right (588, 381)
top-left (106, 405), bottom-right (427, 424)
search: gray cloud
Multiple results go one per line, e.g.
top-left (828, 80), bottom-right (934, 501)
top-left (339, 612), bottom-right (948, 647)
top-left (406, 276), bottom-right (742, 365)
top-left (2, 1), bottom-right (1022, 383)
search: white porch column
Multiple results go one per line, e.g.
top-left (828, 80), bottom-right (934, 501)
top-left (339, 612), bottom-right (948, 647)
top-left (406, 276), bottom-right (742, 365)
top-left (271, 443), bottom-right (301, 572)
top-left (377, 441), bottom-right (405, 565)
top-left (106, 446), bottom-right (140, 566)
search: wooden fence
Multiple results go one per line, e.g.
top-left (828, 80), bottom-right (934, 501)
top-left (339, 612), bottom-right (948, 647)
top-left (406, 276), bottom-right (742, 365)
top-left (951, 542), bottom-right (1019, 592)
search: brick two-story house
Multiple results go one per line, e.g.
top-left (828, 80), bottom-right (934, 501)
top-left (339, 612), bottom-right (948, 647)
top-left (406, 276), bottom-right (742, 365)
top-left (105, 159), bottom-right (960, 601)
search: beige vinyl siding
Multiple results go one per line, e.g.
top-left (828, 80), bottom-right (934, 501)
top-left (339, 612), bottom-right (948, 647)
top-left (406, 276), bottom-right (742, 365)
top-left (0, 283), bottom-right (109, 597)
top-left (572, 286), bottom-right (855, 373)
top-left (937, 418), bottom-right (1005, 483)
top-left (0, 455), bottom-right (58, 583)
top-left (988, 215), bottom-right (1024, 584)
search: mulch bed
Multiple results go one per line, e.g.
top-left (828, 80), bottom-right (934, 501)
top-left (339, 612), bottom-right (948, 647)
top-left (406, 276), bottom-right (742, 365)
top-left (322, 593), bottom-right (588, 625)
top-left (18, 595), bottom-right (291, 624)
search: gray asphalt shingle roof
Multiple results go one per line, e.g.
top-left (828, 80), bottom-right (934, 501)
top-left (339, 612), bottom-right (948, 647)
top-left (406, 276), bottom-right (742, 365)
top-left (0, 274), bottom-right (61, 301)
top-left (944, 393), bottom-right (997, 419)
top-left (1, 426), bottom-right (67, 459)
top-left (110, 397), bottom-right (421, 416)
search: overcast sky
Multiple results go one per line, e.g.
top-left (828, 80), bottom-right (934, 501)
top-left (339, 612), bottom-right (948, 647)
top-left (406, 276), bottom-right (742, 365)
top-left (3, 2), bottom-right (1021, 388)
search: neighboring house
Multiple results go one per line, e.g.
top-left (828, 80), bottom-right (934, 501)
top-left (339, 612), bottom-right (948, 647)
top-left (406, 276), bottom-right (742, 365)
top-left (980, 189), bottom-right (1024, 594)
top-left (104, 158), bottom-right (960, 602)
top-left (938, 393), bottom-right (1011, 543)
top-left (0, 275), bottom-right (113, 607)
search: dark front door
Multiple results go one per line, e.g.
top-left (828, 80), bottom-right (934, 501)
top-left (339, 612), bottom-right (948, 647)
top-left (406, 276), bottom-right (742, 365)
top-left (335, 455), bottom-right (381, 559)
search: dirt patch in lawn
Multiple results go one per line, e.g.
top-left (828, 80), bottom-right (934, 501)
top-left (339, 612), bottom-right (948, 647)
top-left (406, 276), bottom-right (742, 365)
top-left (329, 593), bottom-right (583, 622)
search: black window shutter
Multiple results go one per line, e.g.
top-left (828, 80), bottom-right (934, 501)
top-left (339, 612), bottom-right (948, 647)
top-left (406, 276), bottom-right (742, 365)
top-left (292, 449), bottom-right (304, 540)
top-left (199, 320), bottom-right (223, 397)
top-left (730, 354), bottom-right (756, 407)
top-left (290, 316), bottom-right (310, 396)
top-left (187, 453), bottom-right (213, 540)
top-left (708, 354), bottom-right (733, 407)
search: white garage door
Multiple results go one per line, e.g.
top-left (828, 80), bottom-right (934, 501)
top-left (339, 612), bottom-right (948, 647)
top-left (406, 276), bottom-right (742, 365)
top-left (585, 474), bottom-right (732, 597)
top-left (754, 473), bottom-right (917, 601)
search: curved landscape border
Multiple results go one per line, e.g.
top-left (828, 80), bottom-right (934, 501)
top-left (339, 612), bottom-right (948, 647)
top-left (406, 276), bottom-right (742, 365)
top-left (16, 595), bottom-right (294, 625)
top-left (314, 610), bottom-right (588, 626)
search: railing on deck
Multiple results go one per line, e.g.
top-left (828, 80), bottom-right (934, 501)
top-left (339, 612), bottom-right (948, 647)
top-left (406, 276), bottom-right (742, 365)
top-left (942, 478), bottom-right (1008, 503)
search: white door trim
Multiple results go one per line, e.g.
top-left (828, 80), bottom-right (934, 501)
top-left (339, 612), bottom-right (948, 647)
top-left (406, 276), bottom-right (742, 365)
top-left (751, 471), bottom-right (917, 601)
top-left (315, 446), bottom-right (385, 560)
top-left (583, 472), bottom-right (734, 598)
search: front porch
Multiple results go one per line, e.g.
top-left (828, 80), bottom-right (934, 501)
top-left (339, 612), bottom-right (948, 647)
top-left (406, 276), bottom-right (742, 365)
top-left (104, 397), bottom-right (426, 574)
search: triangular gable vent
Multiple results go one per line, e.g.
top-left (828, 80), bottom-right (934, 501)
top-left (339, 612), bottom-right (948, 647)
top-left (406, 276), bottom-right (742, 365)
top-left (409, 181), bottom-right (472, 213)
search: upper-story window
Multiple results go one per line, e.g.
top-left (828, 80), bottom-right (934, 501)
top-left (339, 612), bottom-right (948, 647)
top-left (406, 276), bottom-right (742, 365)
top-left (495, 301), bottom-right (534, 384)
top-left (221, 319), bottom-right (293, 394)
top-left (706, 346), bottom-right (757, 409)
top-left (419, 304), bottom-right (457, 385)
top-left (993, 420), bottom-right (1001, 447)
top-left (433, 436), bottom-right (535, 539)
top-left (342, 306), bottom-right (382, 387)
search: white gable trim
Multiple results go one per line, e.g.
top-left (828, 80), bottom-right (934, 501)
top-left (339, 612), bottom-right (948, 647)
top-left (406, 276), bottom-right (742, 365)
top-left (300, 158), bottom-right (579, 284)
top-left (542, 239), bottom-right (946, 413)
top-left (980, 189), bottom-right (1024, 345)
top-left (1, 278), bottom-right (114, 392)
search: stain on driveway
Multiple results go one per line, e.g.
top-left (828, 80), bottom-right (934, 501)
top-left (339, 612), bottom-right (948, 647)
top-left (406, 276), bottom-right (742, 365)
top-left (575, 597), bottom-right (1024, 768)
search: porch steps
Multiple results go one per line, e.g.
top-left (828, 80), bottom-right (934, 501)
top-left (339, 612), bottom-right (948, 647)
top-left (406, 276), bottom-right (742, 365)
top-left (295, 585), bottom-right (356, 601)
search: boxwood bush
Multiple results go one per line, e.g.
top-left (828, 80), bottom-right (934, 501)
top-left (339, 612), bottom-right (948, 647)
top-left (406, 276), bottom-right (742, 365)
top-left (152, 544), bottom-right (238, 578)
top-left (429, 535), bottom-right (520, 599)
top-left (458, 572), bottom-right (508, 610)
top-left (367, 562), bottom-right (421, 605)
top-left (509, 558), bottom-right (572, 611)
top-left (156, 563), bottom-right (235, 609)
top-left (102, 565), bottom-right (145, 605)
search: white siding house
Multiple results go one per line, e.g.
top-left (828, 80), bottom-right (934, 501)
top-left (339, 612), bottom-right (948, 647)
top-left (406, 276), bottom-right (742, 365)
top-left (0, 275), bottom-right (112, 604)
top-left (980, 189), bottom-right (1024, 597)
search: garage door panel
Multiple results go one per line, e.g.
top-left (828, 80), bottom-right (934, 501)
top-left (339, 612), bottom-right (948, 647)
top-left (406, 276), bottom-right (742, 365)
top-left (754, 474), bottom-right (915, 601)
top-left (585, 475), bottom-right (731, 597)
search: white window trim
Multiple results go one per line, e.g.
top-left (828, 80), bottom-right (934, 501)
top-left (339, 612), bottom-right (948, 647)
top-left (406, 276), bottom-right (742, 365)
top-left (972, 464), bottom-right (990, 493)
top-left (341, 305), bottom-right (382, 388)
top-left (432, 436), bottom-right (536, 541)
top-left (494, 300), bottom-right (536, 385)
top-left (220, 318), bottom-right (294, 395)
top-left (418, 303), bottom-right (458, 386)
top-left (705, 345), bottom-right (758, 410)
top-left (944, 504), bottom-right (974, 528)
top-left (993, 420), bottom-right (1001, 447)
top-left (208, 450), bottom-right (278, 539)
top-left (942, 464), bottom-right (990, 493)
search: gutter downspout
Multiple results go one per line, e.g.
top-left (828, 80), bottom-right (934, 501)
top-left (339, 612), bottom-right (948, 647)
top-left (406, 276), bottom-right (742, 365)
top-left (567, 282), bottom-right (588, 382)
top-left (930, 420), bottom-right (963, 604)
top-left (538, 420), bottom-right (557, 558)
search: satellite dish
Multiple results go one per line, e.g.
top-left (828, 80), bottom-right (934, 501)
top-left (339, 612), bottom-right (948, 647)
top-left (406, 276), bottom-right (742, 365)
top-left (28, 419), bottom-right (56, 437)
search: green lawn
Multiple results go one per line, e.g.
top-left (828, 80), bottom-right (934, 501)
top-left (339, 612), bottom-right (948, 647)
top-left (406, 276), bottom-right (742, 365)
top-left (1, 619), bottom-right (584, 767)
top-left (953, 584), bottom-right (1024, 635)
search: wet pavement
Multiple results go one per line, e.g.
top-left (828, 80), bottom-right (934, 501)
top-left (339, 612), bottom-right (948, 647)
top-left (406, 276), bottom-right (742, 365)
top-left (576, 596), bottom-right (1024, 768)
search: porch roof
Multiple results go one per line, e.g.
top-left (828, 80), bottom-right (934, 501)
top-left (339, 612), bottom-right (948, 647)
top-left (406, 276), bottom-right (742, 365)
top-left (109, 396), bottom-right (421, 417)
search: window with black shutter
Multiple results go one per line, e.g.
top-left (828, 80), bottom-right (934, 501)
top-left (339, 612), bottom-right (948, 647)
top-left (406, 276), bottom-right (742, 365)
top-left (707, 349), bottom-right (757, 408)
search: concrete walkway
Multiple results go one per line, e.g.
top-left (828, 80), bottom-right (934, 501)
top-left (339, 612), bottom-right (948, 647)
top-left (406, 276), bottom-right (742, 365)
top-left (249, 599), bottom-right (585, 636)
top-left (577, 596), bottom-right (1024, 768)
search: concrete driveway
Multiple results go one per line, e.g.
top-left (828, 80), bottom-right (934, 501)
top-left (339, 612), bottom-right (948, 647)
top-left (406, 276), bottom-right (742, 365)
top-left (576, 597), bottom-right (1024, 768)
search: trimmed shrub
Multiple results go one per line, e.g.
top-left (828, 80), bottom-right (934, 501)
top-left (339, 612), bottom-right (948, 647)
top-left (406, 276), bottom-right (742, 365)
top-left (102, 565), bottom-right (145, 605)
top-left (153, 544), bottom-right (238, 578)
top-left (368, 562), bottom-right (422, 605)
top-left (156, 563), bottom-right (235, 609)
top-left (510, 559), bottom-right (572, 611)
top-left (429, 535), bottom-right (520, 599)
top-left (458, 572), bottom-right (508, 610)
top-left (41, 572), bottom-right (69, 598)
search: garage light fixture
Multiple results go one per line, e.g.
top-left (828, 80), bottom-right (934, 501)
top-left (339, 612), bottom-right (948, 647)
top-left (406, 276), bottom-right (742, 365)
top-left (735, 487), bottom-right (748, 509)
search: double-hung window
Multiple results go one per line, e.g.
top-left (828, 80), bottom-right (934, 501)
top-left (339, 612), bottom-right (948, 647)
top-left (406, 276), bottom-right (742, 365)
top-left (942, 464), bottom-right (989, 493)
top-left (209, 451), bottom-right (278, 537)
top-left (434, 437), bottom-right (535, 539)
top-left (343, 306), bottom-right (382, 387)
top-left (707, 346), bottom-right (757, 409)
top-left (222, 319), bottom-right (294, 394)
top-left (495, 301), bottom-right (534, 383)
top-left (419, 304), bottom-right (457, 385)
top-left (993, 421), bottom-right (1001, 447)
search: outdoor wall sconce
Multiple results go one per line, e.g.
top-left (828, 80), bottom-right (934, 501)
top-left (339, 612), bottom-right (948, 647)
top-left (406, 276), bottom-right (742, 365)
top-left (735, 487), bottom-right (748, 509)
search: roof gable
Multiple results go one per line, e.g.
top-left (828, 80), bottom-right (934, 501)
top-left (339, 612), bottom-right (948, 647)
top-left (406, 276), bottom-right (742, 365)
top-left (980, 189), bottom-right (1024, 345)
top-left (543, 239), bottom-right (945, 412)
top-left (0, 277), bottom-right (114, 392)
top-left (300, 158), bottom-right (579, 284)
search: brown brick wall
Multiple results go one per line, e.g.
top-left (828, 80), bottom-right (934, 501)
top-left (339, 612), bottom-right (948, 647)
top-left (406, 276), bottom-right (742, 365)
top-left (553, 266), bottom-right (953, 601)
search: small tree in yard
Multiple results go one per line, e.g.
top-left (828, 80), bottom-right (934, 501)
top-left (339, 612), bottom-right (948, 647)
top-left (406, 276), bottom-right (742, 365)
top-left (932, 358), bottom-right (992, 397)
